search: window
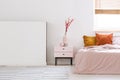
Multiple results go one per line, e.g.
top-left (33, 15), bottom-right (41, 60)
top-left (94, 0), bottom-right (120, 31)
top-left (95, 0), bottom-right (120, 9)
top-left (94, 14), bottom-right (120, 31)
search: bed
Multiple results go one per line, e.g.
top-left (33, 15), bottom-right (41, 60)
top-left (74, 44), bottom-right (120, 74)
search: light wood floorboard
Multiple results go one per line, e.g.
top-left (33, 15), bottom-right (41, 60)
top-left (0, 66), bottom-right (120, 80)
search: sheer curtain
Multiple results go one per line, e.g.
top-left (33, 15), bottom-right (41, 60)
top-left (94, 14), bottom-right (120, 31)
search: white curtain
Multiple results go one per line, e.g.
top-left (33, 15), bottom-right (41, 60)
top-left (94, 14), bottom-right (120, 31)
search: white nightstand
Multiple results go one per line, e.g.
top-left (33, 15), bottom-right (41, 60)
top-left (54, 46), bottom-right (73, 65)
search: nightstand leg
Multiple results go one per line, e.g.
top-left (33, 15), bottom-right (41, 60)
top-left (55, 57), bottom-right (57, 65)
top-left (70, 58), bottom-right (72, 65)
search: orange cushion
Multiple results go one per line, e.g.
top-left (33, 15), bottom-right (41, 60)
top-left (83, 35), bottom-right (96, 46)
top-left (96, 33), bottom-right (113, 45)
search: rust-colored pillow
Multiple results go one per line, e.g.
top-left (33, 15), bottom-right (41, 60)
top-left (83, 35), bottom-right (96, 47)
top-left (96, 33), bottom-right (113, 45)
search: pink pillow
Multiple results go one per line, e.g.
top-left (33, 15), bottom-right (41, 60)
top-left (113, 36), bottom-right (120, 45)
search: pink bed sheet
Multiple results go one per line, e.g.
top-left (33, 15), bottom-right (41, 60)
top-left (74, 44), bottom-right (120, 74)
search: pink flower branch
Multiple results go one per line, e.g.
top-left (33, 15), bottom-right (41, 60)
top-left (65, 17), bottom-right (74, 35)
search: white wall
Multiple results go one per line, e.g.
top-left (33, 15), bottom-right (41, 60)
top-left (0, 21), bottom-right (46, 66)
top-left (0, 0), bottom-right (94, 65)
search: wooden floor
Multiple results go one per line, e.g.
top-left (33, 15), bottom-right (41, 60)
top-left (70, 73), bottom-right (120, 80)
top-left (0, 66), bottom-right (70, 80)
top-left (0, 66), bottom-right (120, 80)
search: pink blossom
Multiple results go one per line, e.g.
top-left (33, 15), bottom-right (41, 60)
top-left (65, 17), bottom-right (74, 34)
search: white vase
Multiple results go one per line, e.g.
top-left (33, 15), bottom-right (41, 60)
top-left (63, 34), bottom-right (68, 47)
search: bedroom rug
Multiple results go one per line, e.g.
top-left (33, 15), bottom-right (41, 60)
top-left (0, 66), bottom-right (70, 80)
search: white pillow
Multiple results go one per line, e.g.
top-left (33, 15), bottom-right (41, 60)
top-left (112, 36), bottom-right (120, 45)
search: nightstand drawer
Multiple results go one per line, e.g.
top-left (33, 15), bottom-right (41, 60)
top-left (54, 52), bottom-right (73, 57)
top-left (54, 47), bottom-right (73, 51)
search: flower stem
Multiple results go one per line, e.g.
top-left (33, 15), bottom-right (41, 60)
top-left (65, 31), bottom-right (67, 36)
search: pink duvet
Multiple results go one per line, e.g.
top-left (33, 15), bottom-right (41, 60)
top-left (74, 44), bottom-right (120, 74)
